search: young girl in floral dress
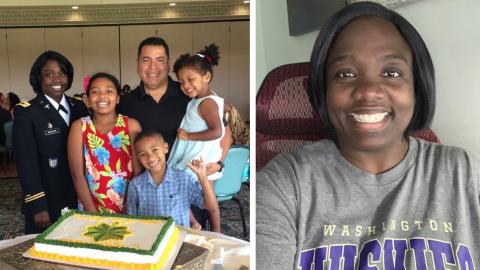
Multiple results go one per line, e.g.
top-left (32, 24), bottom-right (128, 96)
top-left (68, 72), bottom-right (142, 213)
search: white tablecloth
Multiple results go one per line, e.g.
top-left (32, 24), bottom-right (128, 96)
top-left (0, 228), bottom-right (250, 270)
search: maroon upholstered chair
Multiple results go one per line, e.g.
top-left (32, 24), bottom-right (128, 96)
top-left (256, 62), bottom-right (441, 171)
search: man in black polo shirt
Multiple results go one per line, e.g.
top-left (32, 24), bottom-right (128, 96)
top-left (118, 36), bottom-right (230, 174)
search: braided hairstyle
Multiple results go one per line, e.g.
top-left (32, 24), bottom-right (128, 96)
top-left (173, 43), bottom-right (220, 81)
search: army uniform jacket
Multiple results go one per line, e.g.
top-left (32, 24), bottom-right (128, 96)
top-left (13, 94), bottom-right (87, 222)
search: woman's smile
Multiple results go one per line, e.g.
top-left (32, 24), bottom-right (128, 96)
top-left (348, 111), bottom-right (391, 131)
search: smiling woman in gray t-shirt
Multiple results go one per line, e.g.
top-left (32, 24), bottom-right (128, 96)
top-left (256, 2), bottom-right (480, 269)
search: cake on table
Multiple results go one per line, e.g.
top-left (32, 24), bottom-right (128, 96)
top-left (24, 210), bottom-right (184, 270)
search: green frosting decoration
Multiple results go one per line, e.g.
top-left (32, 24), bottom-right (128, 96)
top-left (83, 222), bottom-right (131, 242)
top-left (35, 210), bottom-right (174, 255)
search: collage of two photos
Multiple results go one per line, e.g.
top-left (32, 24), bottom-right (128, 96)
top-left (257, 0), bottom-right (480, 269)
top-left (0, 0), bottom-right (480, 269)
top-left (0, 1), bottom-right (250, 269)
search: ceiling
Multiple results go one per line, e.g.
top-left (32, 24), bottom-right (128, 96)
top-left (0, 0), bottom-right (249, 27)
top-left (347, 0), bottom-right (423, 8)
top-left (0, 0), bottom-right (234, 7)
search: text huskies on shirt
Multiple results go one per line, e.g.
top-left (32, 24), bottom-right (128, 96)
top-left (298, 219), bottom-right (475, 270)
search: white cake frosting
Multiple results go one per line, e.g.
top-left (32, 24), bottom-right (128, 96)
top-left (34, 211), bottom-right (176, 265)
top-left (35, 225), bottom-right (174, 264)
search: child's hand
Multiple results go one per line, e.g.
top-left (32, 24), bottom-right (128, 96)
top-left (187, 157), bottom-right (207, 180)
top-left (177, 128), bottom-right (189, 140)
top-left (206, 162), bottom-right (222, 176)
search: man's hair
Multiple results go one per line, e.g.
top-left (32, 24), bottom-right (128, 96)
top-left (134, 130), bottom-right (166, 145)
top-left (137, 37), bottom-right (170, 58)
top-left (308, 1), bottom-right (435, 138)
top-left (29, 50), bottom-right (74, 94)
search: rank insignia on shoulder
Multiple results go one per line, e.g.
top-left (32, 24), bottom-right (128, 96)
top-left (16, 101), bottom-right (31, 108)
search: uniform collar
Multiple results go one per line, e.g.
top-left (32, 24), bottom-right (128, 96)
top-left (35, 94), bottom-right (70, 128)
top-left (43, 94), bottom-right (69, 113)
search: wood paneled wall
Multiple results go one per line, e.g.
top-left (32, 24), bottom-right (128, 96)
top-left (0, 20), bottom-right (249, 119)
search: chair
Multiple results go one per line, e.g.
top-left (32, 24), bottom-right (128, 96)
top-left (241, 159), bottom-right (250, 185)
top-left (3, 121), bottom-right (13, 149)
top-left (256, 62), bottom-right (441, 171)
top-left (214, 145), bottom-right (249, 238)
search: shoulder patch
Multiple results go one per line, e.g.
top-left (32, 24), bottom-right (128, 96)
top-left (16, 101), bottom-right (31, 108)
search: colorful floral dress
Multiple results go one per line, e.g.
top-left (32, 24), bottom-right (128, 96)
top-left (81, 114), bottom-right (133, 213)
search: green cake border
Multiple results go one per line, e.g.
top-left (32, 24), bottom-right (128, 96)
top-left (35, 210), bottom-right (174, 256)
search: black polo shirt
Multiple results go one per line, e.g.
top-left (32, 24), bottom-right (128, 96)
top-left (118, 79), bottom-right (191, 153)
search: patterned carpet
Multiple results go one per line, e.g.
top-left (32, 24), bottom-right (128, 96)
top-left (0, 178), bottom-right (23, 240)
top-left (0, 177), bottom-right (250, 242)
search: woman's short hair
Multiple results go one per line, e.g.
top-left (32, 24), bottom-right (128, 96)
top-left (29, 50), bottom-right (74, 94)
top-left (308, 2), bottom-right (435, 137)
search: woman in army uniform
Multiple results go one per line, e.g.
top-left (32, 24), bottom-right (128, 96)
top-left (13, 51), bottom-right (88, 233)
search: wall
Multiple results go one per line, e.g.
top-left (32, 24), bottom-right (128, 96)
top-left (256, 0), bottom-right (480, 155)
top-left (395, 0), bottom-right (480, 156)
top-left (256, 0), bottom-right (316, 90)
top-left (0, 20), bottom-right (250, 119)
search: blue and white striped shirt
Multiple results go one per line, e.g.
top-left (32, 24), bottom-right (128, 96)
top-left (127, 167), bottom-right (204, 227)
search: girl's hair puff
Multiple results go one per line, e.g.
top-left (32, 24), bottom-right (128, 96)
top-left (173, 43), bottom-right (220, 81)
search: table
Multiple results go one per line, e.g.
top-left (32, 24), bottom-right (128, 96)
top-left (0, 227), bottom-right (250, 270)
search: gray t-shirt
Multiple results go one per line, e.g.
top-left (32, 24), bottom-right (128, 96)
top-left (256, 138), bottom-right (480, 269)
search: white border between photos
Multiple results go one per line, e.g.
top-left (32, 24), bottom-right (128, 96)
top-left (249, 0), bottom-right (256, 269)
